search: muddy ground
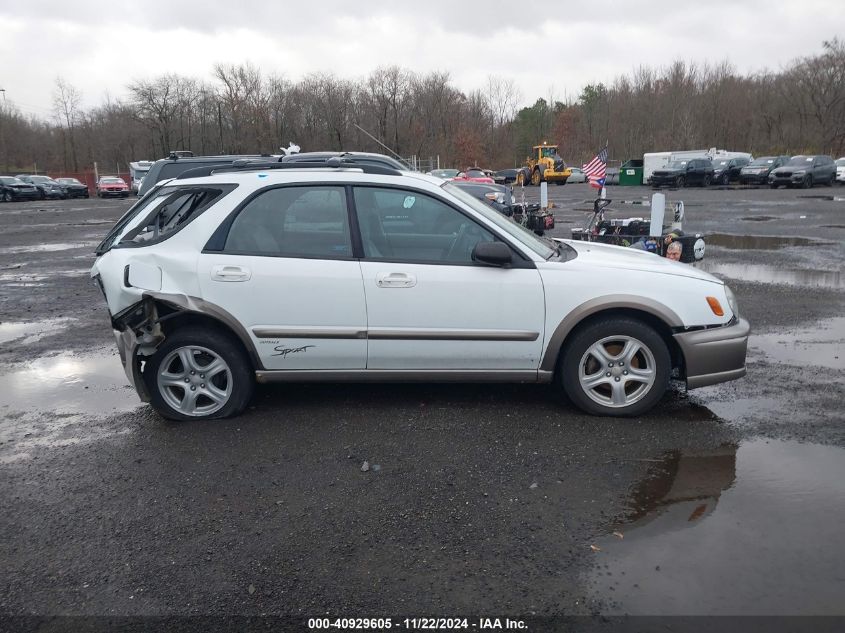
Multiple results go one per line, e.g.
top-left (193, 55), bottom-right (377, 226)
top-left (1, 183), bottom-right (843, 625)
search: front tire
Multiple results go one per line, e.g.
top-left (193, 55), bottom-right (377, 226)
top-left (143, 327), bottom-right (254, 421)
top-left (676, 176), bottom-right (685, 188)
top-left (560, 317), bottom-right (670, 417)
top-left (531, 169), bottom-right (542, 186)
top-left (2, 191), bottom-right (12, 203)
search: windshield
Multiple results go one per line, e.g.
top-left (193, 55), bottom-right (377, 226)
top-left (430, 169), bottom-right (459, 178)
top-left (57, 178), bottom-right (82, 185)
top-left (749, 157), bottom-right (775, 166)
top-left (443, 183), bottom-right (554, 260)
top-left (1, 177), bottom-right (24, 185)
top-left (667, 161), bottom-right (688, 169)
top-left (836, 159), bottom-right (845, 167)
top-left (465, 169), bottom-right (486, 178)
top-left (101, 177), bottom-right (125, 184)
top-left (785, 156), bottom-right (813, 166)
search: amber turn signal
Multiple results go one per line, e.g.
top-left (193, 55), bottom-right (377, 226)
top-left (706, 296), bottom-right (725, 316)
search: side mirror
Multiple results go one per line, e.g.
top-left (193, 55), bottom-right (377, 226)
top-left (472, 241), bottom-right (512, 267)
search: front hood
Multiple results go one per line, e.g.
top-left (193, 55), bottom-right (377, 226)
top-left (560, 239), bottom-right (722, 284)
top-left (653, 168), bottom-right (681, 176)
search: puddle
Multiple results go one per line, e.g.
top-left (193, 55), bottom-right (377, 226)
top-left (706, 233), bottom-right (831, 249)
top-left (699, 262), bottom-right (843, 288)
top-left (0, 350), bottom-right (138, 415)
top-left (587, 439), bottom-right (845, 615)
top-left (0, 318), bottom-right (75, 345)
top-left (797, 195), bottom-right (845, 202)
top-left (0, 269), bottom-right (91, 283)
top-left (739, 216), bottom-right (777, 222)
top-left (0, 242), bottom-right (96, 255)
top-left (820, 224), bottom-right (845, 229)
top-left (750, 317), bottom-right (845, 369)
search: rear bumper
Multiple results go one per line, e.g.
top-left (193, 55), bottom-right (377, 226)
top-left (674, 318), bottom-right (750, 389)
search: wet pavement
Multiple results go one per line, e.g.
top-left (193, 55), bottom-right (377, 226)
top-left (586, 439), bottom-right (845, 615)
top-left (0, 187), bottom-right (843, 619)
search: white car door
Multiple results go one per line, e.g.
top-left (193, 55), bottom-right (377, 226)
top-left (354, 186), bottom-right (545, 371)
top-left (198, 185), bottom-right (367, 370)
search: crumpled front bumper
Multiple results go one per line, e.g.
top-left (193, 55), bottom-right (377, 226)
top-left (674, 318), bottom-right (750, 389)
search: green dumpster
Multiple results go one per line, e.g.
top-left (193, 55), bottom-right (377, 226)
top-left (618, 159), bottom-right (644, 186)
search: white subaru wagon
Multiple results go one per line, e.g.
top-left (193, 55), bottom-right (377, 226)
top-left (91, 159), bottom-right (749, 421)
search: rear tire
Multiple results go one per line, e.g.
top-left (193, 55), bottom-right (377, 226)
top-left (143, 326), bottom-right (254, 421)
top-left (2, 191), bottom-right (12, 203)
top-left (559, 317), bottom-right (670, 417)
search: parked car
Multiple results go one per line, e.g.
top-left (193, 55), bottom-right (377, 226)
top-left (281, 151), bottom-right (409, 171)
top-left (769, 155), bottom-right (837, 188)
top-left (835, 158), bottom-right (845, 184)
top-left (492, 168), bottom-right (520, 185)
top-left (97, 176), bottom-right (130, 198)
top-left (566, 167), bottom-right (588, 184)
top-left (711, 157), bottom-right (750, 185)
top-left (16, 175), bottom-right (67, 199)
top-left (738, 156), bottom-right (790, 185)
top-left (0, 176), bottom-right (40, 202)
top-left (91, 159), bottom-right (748, 421)
top-left (450, 181), bottom-right (554, 235)
top-left (139, 153), bottom-right (276, 197)
top-left (426, 169), bottom-right (460, 180)
top-left (649, 159), bottom-right (714, 188)
top-left (55, 177), bottom-right (90, 198)
top-left (453, 168), bottom-right (495, 184)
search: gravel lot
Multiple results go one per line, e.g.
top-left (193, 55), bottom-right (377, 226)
top-left (1, 183), bottom-right (843, 626)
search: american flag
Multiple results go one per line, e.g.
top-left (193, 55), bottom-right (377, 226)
top-left (582, 145), bottom-right (609, 189)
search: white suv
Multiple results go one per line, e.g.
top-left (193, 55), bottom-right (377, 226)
top-left (91, 159), bottom-right (749, 421)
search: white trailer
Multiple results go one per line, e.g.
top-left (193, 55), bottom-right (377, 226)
top-left (129, 160), bottom-right (155, 194)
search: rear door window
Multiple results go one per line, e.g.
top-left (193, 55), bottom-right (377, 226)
top-left (222, 186), bottom-right (352, 259)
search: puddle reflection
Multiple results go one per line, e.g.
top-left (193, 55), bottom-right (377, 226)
top-left (706, 233), bottom-right (832, 249)
top-left (0, 350), bottom-right (138, 414)
top-left (0, 318), bottom-right (75, 344)
top-left (699, 262), bottom-right (843, 288)
top-left (751, 317), bottom-right (845, 369)
top-left (587, 439), bottom-right (845, 615)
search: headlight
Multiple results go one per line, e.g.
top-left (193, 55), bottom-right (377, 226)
top-left (793, 170), bottom-right (806, 175)
top-left (724, 285), bottom-right (739, 317)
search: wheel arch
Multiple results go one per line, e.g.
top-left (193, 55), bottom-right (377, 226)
top-left (143, 292), bottom-right (262, 371)
top-left (540, 297), bottom-right (685, 374)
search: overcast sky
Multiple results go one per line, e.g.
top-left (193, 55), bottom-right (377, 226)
top-left (2, 1), bottom-right (843, 119)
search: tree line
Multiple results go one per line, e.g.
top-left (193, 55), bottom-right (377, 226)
top-left (0, 39), bottom-right (842, 176)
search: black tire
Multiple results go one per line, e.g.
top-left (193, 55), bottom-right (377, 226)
top-left (2, 191), bottom-right (12, 203)
top-left (531, 169), bottom-right (543, 186)
top-left (802, 175), bottom-right (812, 189)
top-left (142, 326), bottom-right (254, 421)
top-left (676, 176), bottom-right (685, 188)
top-left (559, 317), bottom-right (670, 417)
top-left (770, 183), bottom-right (778, 189)
top-left (722, 173), bottom-right (730, 185)
top-left (703, 175), bottom-right (711, 187)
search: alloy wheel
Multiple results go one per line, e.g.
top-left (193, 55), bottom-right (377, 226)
top-left (156, 345), bottom-right (233, 417)
top-left (577, 335), bottom-right (657, 408)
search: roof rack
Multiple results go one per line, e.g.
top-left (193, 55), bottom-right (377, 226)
top-left (175, 157), bottom-right (402, 180)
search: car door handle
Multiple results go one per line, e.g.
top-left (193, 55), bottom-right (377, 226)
top-left (211, 265), bottom-right (251, 282)
top-left (376, 272), bottom-right (416, 288)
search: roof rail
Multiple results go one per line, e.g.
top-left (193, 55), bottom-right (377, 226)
top-left (175, 158), bottom-right (402, 180)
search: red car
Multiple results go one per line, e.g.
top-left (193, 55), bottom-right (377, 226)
top-left (97, 176), bottom-right (129, 198)
top-left (453, 167), bottom-right (495, 184)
